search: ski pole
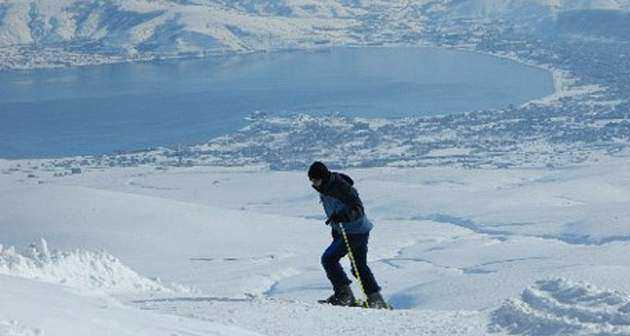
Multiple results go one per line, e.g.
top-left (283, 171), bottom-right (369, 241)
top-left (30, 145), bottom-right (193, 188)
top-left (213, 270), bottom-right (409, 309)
top-left (338, 224), bottom-right (369, 308)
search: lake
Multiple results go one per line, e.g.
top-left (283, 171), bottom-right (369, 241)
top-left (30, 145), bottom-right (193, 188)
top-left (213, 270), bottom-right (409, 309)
top-left (0, 47), bottom-right (554, 159)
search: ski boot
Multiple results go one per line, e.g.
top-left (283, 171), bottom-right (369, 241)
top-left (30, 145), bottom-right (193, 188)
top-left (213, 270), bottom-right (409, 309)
top-left (318, 285), bottom-right (356, 306)
top-left (367, 291), bottom-right (392, 309)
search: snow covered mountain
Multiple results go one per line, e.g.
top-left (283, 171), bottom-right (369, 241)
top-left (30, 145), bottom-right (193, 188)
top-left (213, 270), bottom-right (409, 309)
top-left (449, 0), bottom-right (630, 18)
top-left (1, 0), bottom-right (629, 70)
top-left (0, 0), bottom-right (360, 54)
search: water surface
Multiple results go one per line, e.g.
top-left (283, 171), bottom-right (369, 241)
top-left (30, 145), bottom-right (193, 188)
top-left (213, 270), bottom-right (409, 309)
top-left (0, 47), bottom-right (554, 158)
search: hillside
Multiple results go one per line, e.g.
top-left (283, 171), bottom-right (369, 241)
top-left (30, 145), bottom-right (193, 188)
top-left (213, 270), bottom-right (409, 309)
top-left (1, 0), bottom-right (630, 70)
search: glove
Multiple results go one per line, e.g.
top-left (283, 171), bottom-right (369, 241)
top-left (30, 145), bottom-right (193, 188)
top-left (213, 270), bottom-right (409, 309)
top-left (326, 212), bottom-right (344, 225)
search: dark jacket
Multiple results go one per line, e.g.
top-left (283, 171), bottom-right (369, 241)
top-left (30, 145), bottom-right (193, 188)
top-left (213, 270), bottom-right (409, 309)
top-left (314, 172), bottom-right (373, 234)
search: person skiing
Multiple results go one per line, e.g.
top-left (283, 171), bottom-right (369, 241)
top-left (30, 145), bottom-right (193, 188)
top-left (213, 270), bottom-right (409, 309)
top-left (308, 161), bottom-right (389, 309)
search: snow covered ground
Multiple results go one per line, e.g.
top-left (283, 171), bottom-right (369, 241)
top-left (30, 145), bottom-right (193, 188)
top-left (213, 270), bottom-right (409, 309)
top-left (3, 150), bottom-right (630, 335)
top-left (0, 274), bottom-right (265, 336)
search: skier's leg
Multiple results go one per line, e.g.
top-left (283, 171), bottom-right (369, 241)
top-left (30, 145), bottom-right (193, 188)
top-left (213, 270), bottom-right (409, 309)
top-left (348, 233), bottom-right (381, 295)
top-left (321, 231), bottom-right (351, 291)
top-left (348, 233), bottom-right (389, 308)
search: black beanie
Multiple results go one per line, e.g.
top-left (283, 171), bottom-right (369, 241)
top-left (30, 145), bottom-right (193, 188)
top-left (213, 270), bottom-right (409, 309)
top-left (308, 161), bottom-right (331, 180)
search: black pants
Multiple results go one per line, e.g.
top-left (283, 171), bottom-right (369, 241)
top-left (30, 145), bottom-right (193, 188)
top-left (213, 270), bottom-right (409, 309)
top-left (321, 230), bottom-right (381, 295)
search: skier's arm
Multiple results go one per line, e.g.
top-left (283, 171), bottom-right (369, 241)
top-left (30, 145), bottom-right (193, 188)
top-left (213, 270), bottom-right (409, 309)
top-left (332, 184), bottom-right (365, 223)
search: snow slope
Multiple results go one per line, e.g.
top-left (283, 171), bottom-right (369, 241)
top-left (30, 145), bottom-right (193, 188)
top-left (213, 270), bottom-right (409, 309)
top-left (0, 274), bottom-right (264, 336)
top-left (0, 182), bottom-right (325, 296)
top-left (4, 153), bottom-right (630, 334)
top-left (133, 294), bottom-right (489, 336)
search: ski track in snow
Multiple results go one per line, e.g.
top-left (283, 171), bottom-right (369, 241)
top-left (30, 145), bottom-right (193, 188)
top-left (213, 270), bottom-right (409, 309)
top-left (403, 213), bottom-right (630, 247)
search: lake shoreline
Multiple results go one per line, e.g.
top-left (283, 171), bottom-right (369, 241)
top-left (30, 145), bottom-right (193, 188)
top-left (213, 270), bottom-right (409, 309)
top-left (1, 46), bottom-right (554, 160)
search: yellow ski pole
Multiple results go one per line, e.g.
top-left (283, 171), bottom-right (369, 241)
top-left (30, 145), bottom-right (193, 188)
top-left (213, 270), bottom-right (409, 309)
top-left (338, 223), bottom-right (369, 308)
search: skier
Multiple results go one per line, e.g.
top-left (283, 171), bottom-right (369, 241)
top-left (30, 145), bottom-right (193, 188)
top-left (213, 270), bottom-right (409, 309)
top-left (308, 161), bottom-right (389, 309)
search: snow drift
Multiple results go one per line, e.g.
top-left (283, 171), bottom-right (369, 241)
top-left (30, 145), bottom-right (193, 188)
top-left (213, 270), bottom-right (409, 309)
top-left (491, 278), bottom-right (630, 335)
top-left (0, 238), bottom-right (170, 293)
top-left (0, 273), bottom-right (265, 336)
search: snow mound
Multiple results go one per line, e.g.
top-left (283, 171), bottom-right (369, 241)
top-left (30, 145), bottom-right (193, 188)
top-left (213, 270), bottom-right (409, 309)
top-left (0, 239), bottom-right (169, 293)
top-left (491, 278), bottom-right (630, 335)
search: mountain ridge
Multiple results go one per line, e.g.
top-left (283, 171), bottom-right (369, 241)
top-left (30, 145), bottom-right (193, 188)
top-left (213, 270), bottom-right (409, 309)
top-left (1, 0), bottom-right (629, 70)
